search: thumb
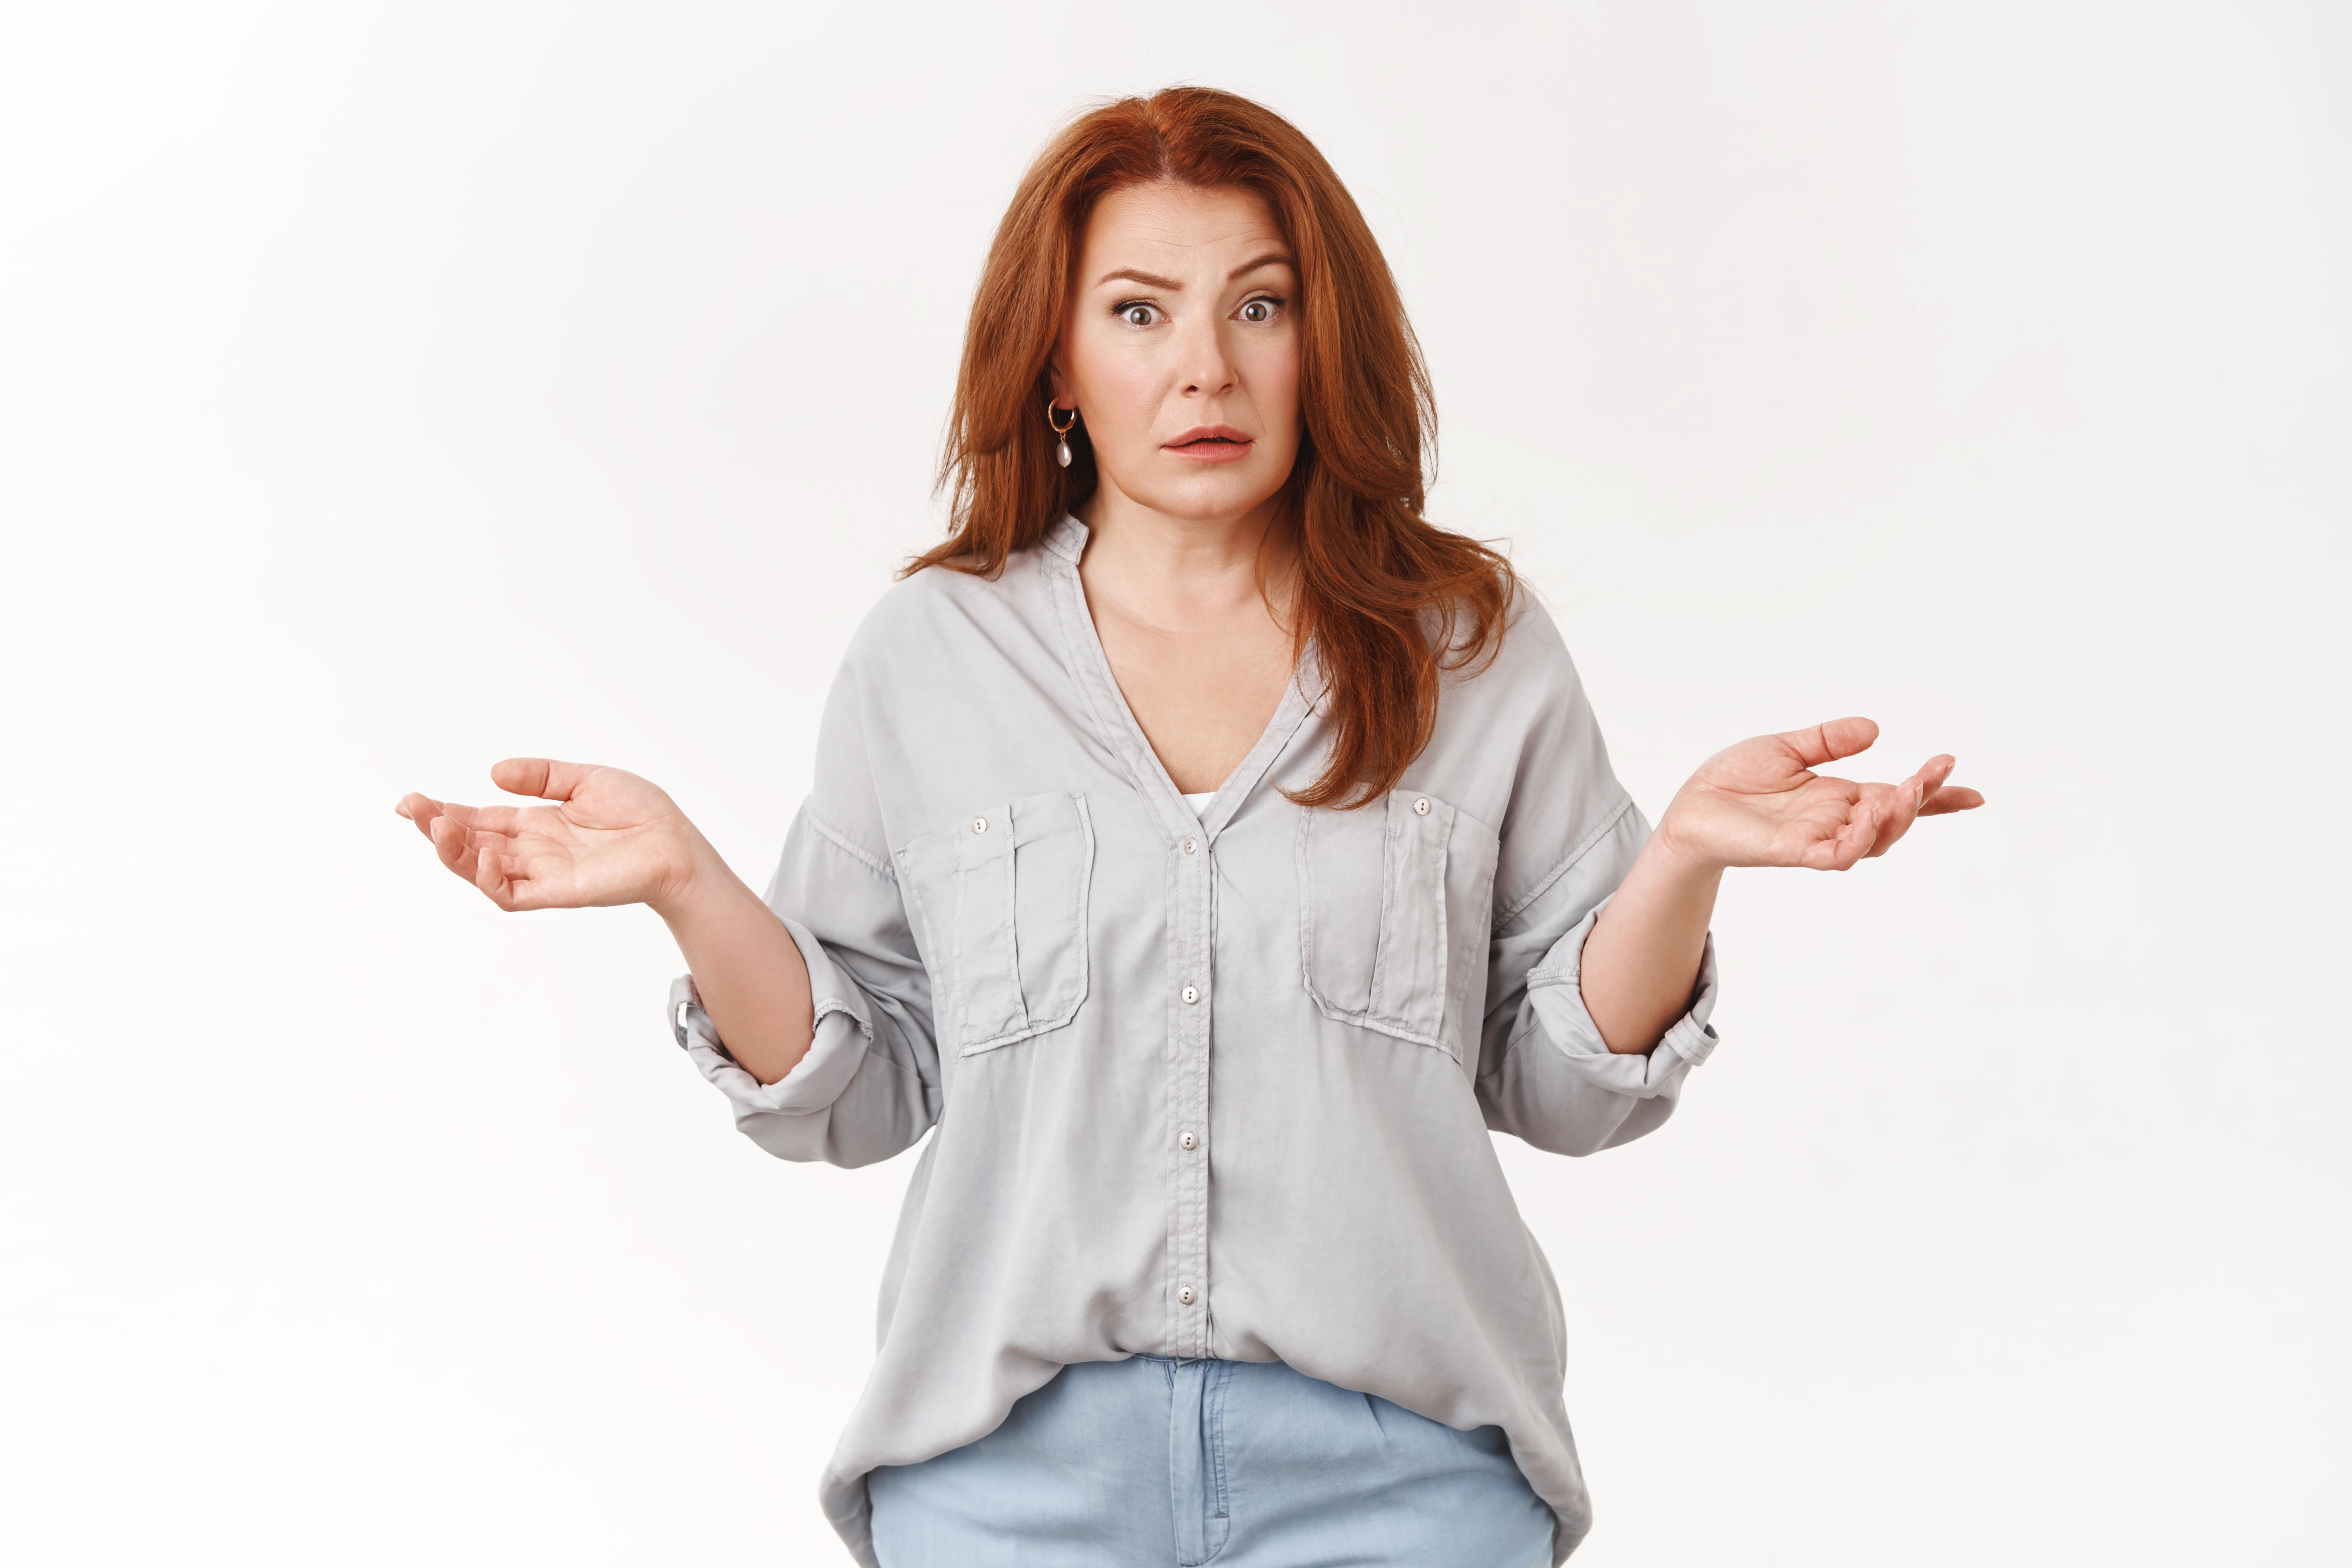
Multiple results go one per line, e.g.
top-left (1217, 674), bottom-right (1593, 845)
top-left (491, 757), bottom-right (599, 801)
top-left (1776, 716), bottom-right (1879, 769)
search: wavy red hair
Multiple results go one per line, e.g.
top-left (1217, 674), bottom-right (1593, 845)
top-left (910, 86), bottom-right (1513, 809)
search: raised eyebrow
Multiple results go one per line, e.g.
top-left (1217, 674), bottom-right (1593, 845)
top-left (1090, 256), bottom-right (1296, 291)
top-left (1227, 252), bottom-right (1296, 282)
top-left (1093, 267), bottom-right (1184, 290)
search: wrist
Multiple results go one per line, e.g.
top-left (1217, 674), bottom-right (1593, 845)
top-left (648, 824), bottom-right (741, 927)
top-left (1650, 799), bottom-right (1731, 881)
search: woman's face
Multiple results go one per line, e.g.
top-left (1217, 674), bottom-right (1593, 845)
top-left (1052, 182), bottom-right (1302, 528)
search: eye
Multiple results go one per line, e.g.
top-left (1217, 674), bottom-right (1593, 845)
top-left (1238, 297), bottom-right (1281, 324)
top-left (1116, 301), bottom-right (1162, 328)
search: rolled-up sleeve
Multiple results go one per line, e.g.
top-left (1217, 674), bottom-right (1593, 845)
top-left (1471, 625), bottom-right (1722, 1155)
top-left (667, 659), bottom-right (942, 1169)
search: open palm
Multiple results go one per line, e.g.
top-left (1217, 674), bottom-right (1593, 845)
top-left (396, 759), bottom-right (698, 913)
top-left (1661, 717), bottom-right (1984, 872)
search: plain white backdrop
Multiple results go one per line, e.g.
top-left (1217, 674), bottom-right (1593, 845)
top-left (3, 3), bottom-right (2346, 1563)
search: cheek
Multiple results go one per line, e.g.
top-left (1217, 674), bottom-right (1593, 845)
top-left (1067, 338), bottom-right (1163, 445)
top-left (1249, 335), bottom-right (1304, 438)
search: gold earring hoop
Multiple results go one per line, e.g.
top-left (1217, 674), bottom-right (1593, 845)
top-left (1045, 399), bottom-right (1079, 469)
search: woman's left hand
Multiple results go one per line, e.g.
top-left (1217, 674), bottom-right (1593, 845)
top-left (1581, 715), bottom-right (1982, 1054)
top-left (1656, 716), bottom-right (1984, 874)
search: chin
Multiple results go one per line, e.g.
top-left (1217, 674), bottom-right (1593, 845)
top-left (1123, 465), bottom-right (1287, 524)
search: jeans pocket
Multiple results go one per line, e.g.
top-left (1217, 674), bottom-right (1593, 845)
top-left (899, 791), bottom-right (1095, 1055)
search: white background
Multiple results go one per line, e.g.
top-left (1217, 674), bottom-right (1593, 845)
top-left (3, 3), bottom-right (2346, 1563)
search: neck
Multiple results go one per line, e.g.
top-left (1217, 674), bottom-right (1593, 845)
top-left (1075, 483), bottom-right (1295, 633)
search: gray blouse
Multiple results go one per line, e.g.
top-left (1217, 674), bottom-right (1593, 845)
top-left (670, 516), bottom-right (1720, 1566)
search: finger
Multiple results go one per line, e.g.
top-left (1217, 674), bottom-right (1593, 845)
top-left (457, 804), bottom-right (526, 836)
top-left (1864, 775), bottom-right (1928, 858)
top-left (1794, 796), bottom-right (1879, 870)
top-left (473, 830), bottom-right (515, 907)
top-left (488, 846), bottom-right (558, 912)
top-left (397, 793), bottom-right (445, 838)
top-left (1865, 756), bottom-right (1951, 857)
top-left (1775, 716), bottom-right (1879, 769)
top-left (1799, 818), bottom-right (1871, 871)
top-left (492, 757), bottom-right (599, 802)
top-left (503, 861), bottom-right (559, 913)
top-left (1921, 785), bottom-right (1985, 815)
top-left (403, 795), bottom-right (499, 843)
top-left (1795, 833), bottom-right (1849, 870)
top-left (1849, 790), bottom-right (1900, 862)
top-left (427, 814), bottom-right (477, 880)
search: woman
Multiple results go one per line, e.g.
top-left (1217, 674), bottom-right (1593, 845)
top-left (398, 88), bottom-right (1979, 1568)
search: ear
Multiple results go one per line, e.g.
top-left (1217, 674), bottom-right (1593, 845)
top-left (1045, 356), bottom-right (1071, 407)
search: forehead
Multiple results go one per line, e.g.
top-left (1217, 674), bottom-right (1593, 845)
top-left (1078, 182), bottom-right (1287, 271)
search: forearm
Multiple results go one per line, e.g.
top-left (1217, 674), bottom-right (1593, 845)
top-left (1577, 832), bottom-right (1721, 1055)
top-left (655, 833), bottom-right (815, 1086)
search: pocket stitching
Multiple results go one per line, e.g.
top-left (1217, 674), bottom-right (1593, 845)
top-left (1298, 793), bottom-right (1453, 1055)
top-left (984, 811), bottom-right (1026, 1040)
top-left (956, 791), bottom-right (1093, 1056)
top-left (1366, 807), bottom-right (1399, 1024)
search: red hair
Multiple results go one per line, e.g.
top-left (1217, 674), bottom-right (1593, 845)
top-left (910, 86), bottom-right (1514, 809)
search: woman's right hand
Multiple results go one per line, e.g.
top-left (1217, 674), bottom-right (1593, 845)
top-left (396, 759), bottom-right (704, 916)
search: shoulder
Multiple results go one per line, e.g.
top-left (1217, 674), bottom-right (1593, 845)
top-left (1438, 581), bottom-right (1588, 722)
top-left (845, 555), bottom-right (1001, 647)
top-left (839, 545), bottom-right (1063, 678)
top-left (1497, 582), bottom-right (1574, 673)
top-left (1421, 582), bottom-right (1633, 899)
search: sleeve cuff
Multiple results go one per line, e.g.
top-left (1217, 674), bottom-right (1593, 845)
top-left (668, 915), bottom-right (876, 1116)
top-left (1516, 894), bottom-right (1721, 1097)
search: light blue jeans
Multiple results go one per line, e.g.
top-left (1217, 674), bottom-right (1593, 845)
top-left (866, 1356), bottom-right (1557, 1568)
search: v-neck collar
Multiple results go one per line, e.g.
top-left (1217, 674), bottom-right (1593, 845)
top-left (1042, 514), bottom-right (1320, 846)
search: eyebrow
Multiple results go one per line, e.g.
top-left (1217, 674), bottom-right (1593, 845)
top-left (1093, 267), bottom-right (1184, 290)
top-left (1090, 253), bottom-right (1297, 290)
top-left (1226, 252), bottom-right (1295, 282)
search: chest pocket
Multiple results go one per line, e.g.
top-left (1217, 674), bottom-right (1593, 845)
top-left (1297, 789), bottom-right (1500, 1060)
top-left (898, 791), bottom-right (1096, 1056)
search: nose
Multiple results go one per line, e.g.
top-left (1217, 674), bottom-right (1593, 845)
top-left (1175, 309), bottom-right (1237, 397)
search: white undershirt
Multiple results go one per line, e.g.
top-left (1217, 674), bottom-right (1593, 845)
top-left (1181, 791), bottom-right (1215, 817)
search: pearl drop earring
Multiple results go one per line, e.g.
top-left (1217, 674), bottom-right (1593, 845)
top-left (1045, 398), bottom-right (1079, 469)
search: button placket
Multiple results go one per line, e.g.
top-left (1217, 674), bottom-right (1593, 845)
top-left (1166, 806), bottom-right (1214, 1356)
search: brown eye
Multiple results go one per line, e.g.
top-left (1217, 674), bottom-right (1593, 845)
top-left (1122, 304), bottom-right (1157, 327)
top-left (1240, 299), bottom-right (1273, 324)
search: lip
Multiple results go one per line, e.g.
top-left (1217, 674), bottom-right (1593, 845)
top-left (1162, 424), bottom-right (1255, 463)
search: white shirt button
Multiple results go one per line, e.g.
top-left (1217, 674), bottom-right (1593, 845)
top-left (1179, 1130), bottom-right (1198, 1150)
top-left (1182, 836), bottom-right (1198, 854)
top-left (1177, 1286), bottom-right (1196, 1306)
top-left (971, 816), bottom-right (988, 833)
top-left (1181, 985), bottom-right (1199, 1005)
top-left (1413, 797), bottom-right (1431, 816)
